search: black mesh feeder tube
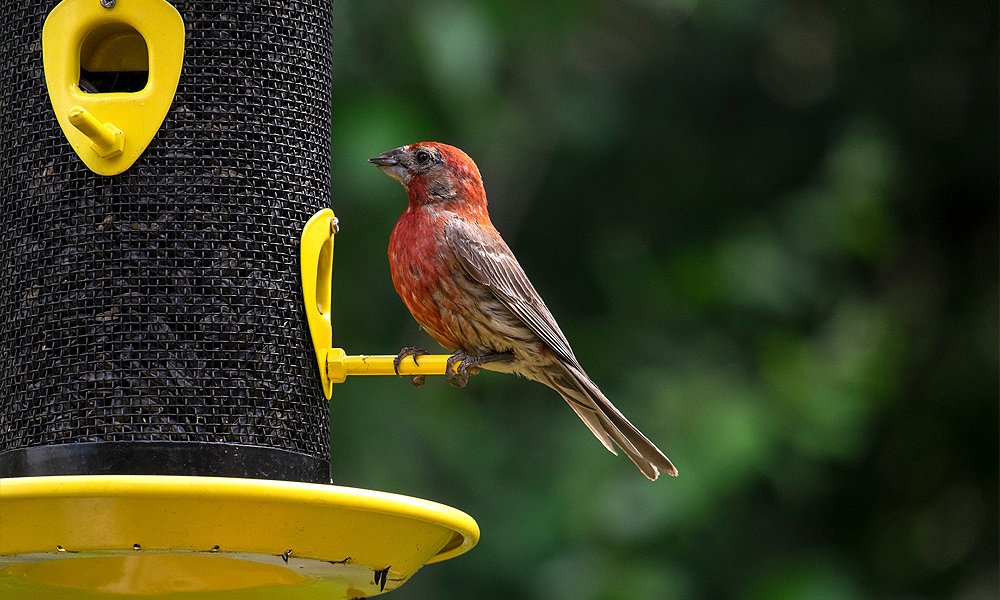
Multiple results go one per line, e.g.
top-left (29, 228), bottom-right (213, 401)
top-left (0, 0), bottom-right (478, 596)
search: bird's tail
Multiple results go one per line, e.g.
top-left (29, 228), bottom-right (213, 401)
top-left (540, 361), bottom-right (678, 480)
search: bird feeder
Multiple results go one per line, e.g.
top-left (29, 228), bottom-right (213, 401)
top-left (0, 1), bottom-right (477, 597)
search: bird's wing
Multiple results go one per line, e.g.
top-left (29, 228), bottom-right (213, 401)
top-left (444, 217), bottom-right (579, 366)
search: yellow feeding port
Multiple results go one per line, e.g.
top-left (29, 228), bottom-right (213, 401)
top-left (42, 0), bottom-right (185, 175)
top-left (300, 208), bottom-right (468, 393)
top-left (301, 209), bottom-right (337, 399)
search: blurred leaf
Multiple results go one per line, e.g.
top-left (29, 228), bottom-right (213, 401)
top-left (330, 1), bottom-right (999, 598)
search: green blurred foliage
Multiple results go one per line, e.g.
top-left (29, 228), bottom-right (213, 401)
top-left (327, 1), bottom-right (997, 597)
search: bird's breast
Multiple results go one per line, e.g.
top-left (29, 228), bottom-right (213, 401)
top-left (388, 210), bottom-right (463, 348)
top-left (388, 209), bottom-right (542, 361)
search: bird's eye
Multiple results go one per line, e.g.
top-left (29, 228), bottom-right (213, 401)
top-left (415, 150), bottom-right (432, 164)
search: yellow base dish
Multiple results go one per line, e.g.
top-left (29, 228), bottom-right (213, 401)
top-left (0, 475), bottom-right (479, 598)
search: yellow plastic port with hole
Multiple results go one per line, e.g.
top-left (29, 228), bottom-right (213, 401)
top-left (42, 0), bottom-right (185, 175)
top-left (300, 209), bottom-right (464, 398)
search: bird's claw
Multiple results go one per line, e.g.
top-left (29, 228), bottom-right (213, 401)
top-left (393, 346), bottom-right (428, 376)
top-left (445, 351), bottom-right (475, 388)
top-left (445, 350), bottom-right (513, 388)
top-left (448, 372), bottom-right (470, 388)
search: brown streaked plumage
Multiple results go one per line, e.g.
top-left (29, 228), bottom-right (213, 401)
top-left (370, 142), bottom-right (677, 480)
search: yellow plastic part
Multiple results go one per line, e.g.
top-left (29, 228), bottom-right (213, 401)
top-left (0, 475), bottom-right (480, 598)
top-left (300, 210), bottom-right (461, 395)
top-left (300, 209), bottom-right (337, 399)
top-left (42, 0), bottom-right (185, 175)
top-left (67, 106), bottom-right (125, 158)
top-left (326, 350), bottom-right (462, 384)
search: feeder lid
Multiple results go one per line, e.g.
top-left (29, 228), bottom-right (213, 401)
top-left (0, 475), bottom-right (479, 598)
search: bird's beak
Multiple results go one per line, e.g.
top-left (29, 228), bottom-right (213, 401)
top-left (368, 148), bottom-right (408, 183)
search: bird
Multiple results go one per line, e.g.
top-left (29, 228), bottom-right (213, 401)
top-left (369, 142), bottom-right (678, 480)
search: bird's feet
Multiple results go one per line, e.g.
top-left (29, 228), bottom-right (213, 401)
top-left (445, 350), bottom-right (515, 388)
top-left (394, 346), bottom-right (429, 387)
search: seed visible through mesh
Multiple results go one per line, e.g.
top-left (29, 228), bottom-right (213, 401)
top-left (0, 2), bottom-right (332, 460)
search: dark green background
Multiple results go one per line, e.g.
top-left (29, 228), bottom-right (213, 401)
top-left (326, 2), bottom-right (997, 598)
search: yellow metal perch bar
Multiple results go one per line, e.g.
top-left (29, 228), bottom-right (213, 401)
top-left (325, 349), bottom-right (459, 384)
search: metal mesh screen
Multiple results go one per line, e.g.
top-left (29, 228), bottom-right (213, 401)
top-left (0, 2), bottom-right (332, 468)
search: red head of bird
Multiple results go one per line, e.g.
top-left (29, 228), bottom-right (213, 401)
top-left (368, 142), bottom-right (488, 217)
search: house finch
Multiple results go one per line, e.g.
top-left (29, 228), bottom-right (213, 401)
top-left (369, 142), bottom-right (678, 480)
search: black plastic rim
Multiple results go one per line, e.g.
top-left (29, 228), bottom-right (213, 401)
top-left (0, 442), bottom-right (332, 484)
